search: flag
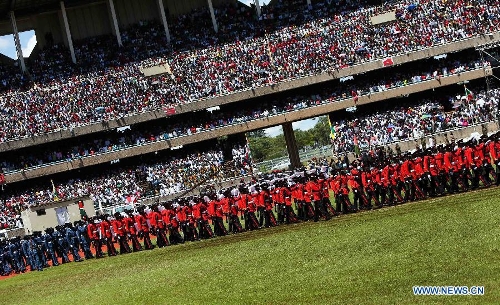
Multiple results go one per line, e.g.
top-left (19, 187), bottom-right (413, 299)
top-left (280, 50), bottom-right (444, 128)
top-left (464, 86), bottom-right (474, 101)
top-left (353, 135), bottom-right (360, 156)
top-left (327, 115), bottom-right (336, 140)
top-left (382, 57), bottom-right (394, 67)
top-left (51, 179), bottom-right (59, 202)
top-left (163, 106), bottom-right (176, 116)
top-left (126, 195), bottom-right (137, 204)
top-left (77, 200), bottom-right (87, 218)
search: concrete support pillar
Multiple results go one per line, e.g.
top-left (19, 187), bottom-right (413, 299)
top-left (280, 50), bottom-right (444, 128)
top-left (282, 122), bottom-right (301, 169)
top-left (9, 11), bottom-right (26, 73)
top-left (157, 0), bottom-right (171, 44)
top-left (108, 0), bottom-right (122, 46)
top-left (255, 0), bottom-right (261, 18)
top-left (207, 0), bottom-right (218, 33)
top-left (60, 1), bottom-right (76, 64)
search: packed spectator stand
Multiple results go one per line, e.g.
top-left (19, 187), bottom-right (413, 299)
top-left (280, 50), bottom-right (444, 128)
top-left (1, 129), bottom-right (500, 276)
top-left (0, 73), bottom-right (496, 229)
top-left (0, 0), bottom-right (498, 143)
top-left (0, 0), bottom-right (499, 232)
top-left (0, 49), bottom-right (492, 175)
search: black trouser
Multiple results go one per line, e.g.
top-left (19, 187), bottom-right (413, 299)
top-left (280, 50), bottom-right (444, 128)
top-left (142, 232), bottom-right (154, 250)
top-left (185, 222), bottom-right (198, 241)
top-left (352, 189), bottom-right (361, 210)
top-left (129, 234), bottom-right (142, 252)
top-left (284, 205), bottom-right (292, 224)
top-left (471, 166), bottom-right (481, 189)
top-left (483, 163), bottom-right (494, 184)
top-left (297, 201), bottom-right (305, 220)
top-left (246, 212), bottom-right (260, 230)
top-left (322, 197), bottom-right (336, 216)
top-left (313, 200), bottom-right (330, 221)
top-left (230, 214), bottom-right (243, 233)
top-left (257, 207), bottom-right (265, 227)
top-left (461, 168), bottom-right (471, 191)
top-left (335, 195), bottom-right (342, 212)
top-left (264, 210), bottom-right (277, 227)
top-left (276, 204), bottom-right (285, 224)
top-left (93, 239), bottom-right (104, 258)
top-left (198, 219), bottom-right (214, 239)
top-left (168, 227), bottom-right (184, 244)
top-left (304, 202), bottom-right (315, 219)
top-left (379, 186), bottom-right (387, 205)
top-left (448, 171), bottom-right (459, 193)
top-left (105, 237), bottom-right (118, 255)
top-left (118, 235), bottom-right (132, 253)
top-left (214, 217), bottom-right (227, 236)
top-left (156, 228), bottom-right (169, 248)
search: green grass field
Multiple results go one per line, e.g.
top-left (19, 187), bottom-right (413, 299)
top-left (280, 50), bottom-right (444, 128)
top-left (1, 187), bottom-right (500, 305)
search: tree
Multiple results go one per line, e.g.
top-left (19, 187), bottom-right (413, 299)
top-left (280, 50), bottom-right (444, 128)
top-left (310, 116), bottom-right (331, 147)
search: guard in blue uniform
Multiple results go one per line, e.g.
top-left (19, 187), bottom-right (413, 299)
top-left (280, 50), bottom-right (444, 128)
top-left (43, 228), bottom-right (59, 266)
top-left (75, 220), bottom-right (94, 259)
top-left (65, 223), bottom-right (82, 262)
top-left (53, 226), bottom-right (70, 263)
top-left (9, 237), bottom-right (26, 273)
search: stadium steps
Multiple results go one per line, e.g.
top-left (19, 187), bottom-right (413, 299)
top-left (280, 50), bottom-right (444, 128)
top-left (3, 67), bottom-right (492, 184)
top-left (0, 31), bottom-right (499, 153)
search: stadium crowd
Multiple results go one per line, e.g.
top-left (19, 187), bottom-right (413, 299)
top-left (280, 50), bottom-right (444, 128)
top-left (0, 77), bottom-right (497, 229)
top-left (1, 129), bottom-right (499, 275)
top-left (0, 141), bottom-right (252, 225)
top-left (330, 86), bottom-right (499, 153)
top-left (0, 0), bottom-right (497, 142)
top-left (0, 54), bottom-right (491, 174)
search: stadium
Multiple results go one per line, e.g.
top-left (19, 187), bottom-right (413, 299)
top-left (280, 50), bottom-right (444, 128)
top-left (0, 0), bottom-right (499, 304)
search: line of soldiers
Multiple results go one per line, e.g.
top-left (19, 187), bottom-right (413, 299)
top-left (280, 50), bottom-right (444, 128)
top-left (2, 133), bottom-right (499, 276)
top-left (329, 133), bottom-right (500, 212)
top-left (0, 223), bottom-right (88, 275)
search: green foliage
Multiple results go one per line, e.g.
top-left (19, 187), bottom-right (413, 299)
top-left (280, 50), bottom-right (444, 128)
top-left (248, 116), bottom-right (331, 162)
top-left (1, 188), bottom-right (499, 305)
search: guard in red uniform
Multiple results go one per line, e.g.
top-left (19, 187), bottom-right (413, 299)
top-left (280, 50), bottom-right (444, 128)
top-left (123, 211), bottom-right (142, 252)
top-left (273, 180), bottom-right (285, 224)
top-left (166, 204), bottom-right (183, 245)
top-left (228, 192), bottom-right (244, 233)
top-left (135, 209), bottom-right (154, 250)
top-left (255, 185), bottom-right (266, 227)
top-left (291, 177), bottom-right (306, 220)
top-left (235, 186), bottom-right (250, 230)
top-left (261, 183), bottom-right (277, 227)
top-left (154, 205), bottom-right (169, 248)
top-left (282, 180), bottom-right (297, 223)
top-left (246, 186), bottom-right (260, 230)
top-left (214, 195), bottom-right (228, 236)
top-left (329, 173), bottom-right (343, 212)
top-left (100, 216), bottom-right (117, 256)
top-left (87, 217), bottom-right (103, 258)
top-left (112, 213), bottom-right (131, 254)
top-left (318, 172), bottom-right (336, 216)
top-left (348, 170), bottom-right (361, 211)
top-left (305, 172), bottom-right (330, 221)
top-left (400, 158), bottom-right (413, 202)
top-left (185, 202), bottom-right (199, 241)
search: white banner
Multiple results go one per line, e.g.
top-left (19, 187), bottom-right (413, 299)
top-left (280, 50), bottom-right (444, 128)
top-left (55, 207), bottom-right (70, 225)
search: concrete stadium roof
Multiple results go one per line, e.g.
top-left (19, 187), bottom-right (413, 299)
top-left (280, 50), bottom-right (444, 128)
top-left (0, 0), bottom-right (104, 21)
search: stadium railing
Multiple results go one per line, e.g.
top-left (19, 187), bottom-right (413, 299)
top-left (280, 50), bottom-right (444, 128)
top-left (3, 66), bottom-right (491, 183)
top-left (0, 31), bottom-right (498, 152)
